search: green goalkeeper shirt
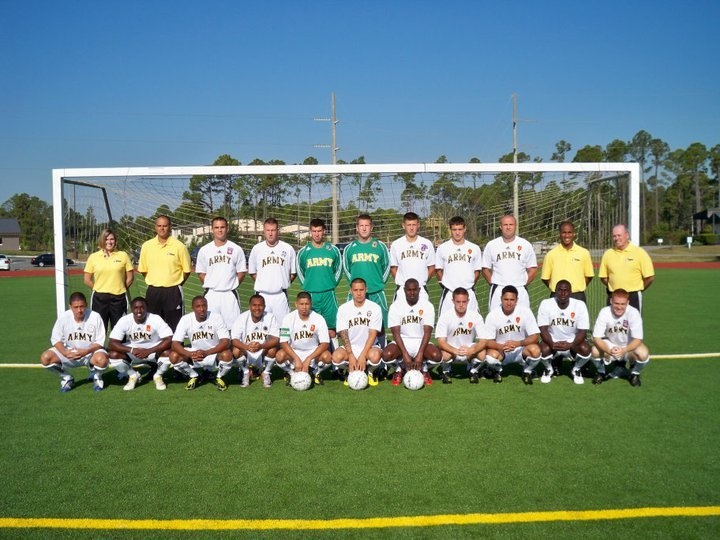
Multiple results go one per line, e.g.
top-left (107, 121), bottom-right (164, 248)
top-left (296, 241), bottom-right (342, 292)
top-left (342, 238), bottom-right (390, 294)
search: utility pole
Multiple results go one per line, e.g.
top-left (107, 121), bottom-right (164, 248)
top-left (314, 92), bottom-right (340, 243)
top-left (512, 93), bottom-right (519, 232)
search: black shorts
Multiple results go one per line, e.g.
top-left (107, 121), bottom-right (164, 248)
top-left (146, 285), bottom-right (184, 331)
top-left (91, 291), bottom-right (129, 331)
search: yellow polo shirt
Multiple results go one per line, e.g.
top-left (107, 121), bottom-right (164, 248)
top-left (541, 243), bottom-right (594, 293)
top-left (598, 242), bottom-right (654, 292)
top-left (137, 236), bottom-right (191, 287)
top-left (84, 250), bottom-right (133, 295)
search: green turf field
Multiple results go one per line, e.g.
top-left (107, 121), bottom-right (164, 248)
top-left (0, 269), bottom-right (718, 538)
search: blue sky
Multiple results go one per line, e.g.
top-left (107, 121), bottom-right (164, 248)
top-left (1, 0), bottom-right (718, 204)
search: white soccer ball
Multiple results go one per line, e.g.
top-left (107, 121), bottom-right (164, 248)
top-left (290, 371), bottom-right (312, 391)
top-left (403, 369), bottom-right (425, 391)
top-left (347, 370), bottom-right (369, 391)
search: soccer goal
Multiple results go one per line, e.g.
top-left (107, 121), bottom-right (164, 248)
top-left (52, 162), bottom-right (640, 320)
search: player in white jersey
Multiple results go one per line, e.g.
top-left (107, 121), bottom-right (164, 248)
top-left (481, 214), bottom-right (537, 312)
top-left (591, 288), bottom-right (649, 387)
top-left (332, 278), bottom-right (383, 386)
top-left (195, 216), bottom-right (247, 327)
top-left (536, 280), bottom-right (592, 385)
top-left (170, 296), bottom-right (232, 391)
top-left (231, 294), bottom-right (280, 388)
top-left (247, 217), bottom-right (296, 321)
top-left (276, 292), bottom-right (332, 385)
top-left (390, 212), bottom-right (435, 304)
top-left (435, 216), bottom-right (483, 316)
top-left (40, 291), bottom-right (108, 392)
top-left (108, 297), bottom-right (173, 391)
top-left (435, 287), bottom-right (488, 384)
top-left (481, 285), bottom-right (542, 385)
top-left (381, 279), bottom-right (441, 386)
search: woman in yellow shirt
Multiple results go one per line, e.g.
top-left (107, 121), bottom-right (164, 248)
top-left (83, 229), bottom-right (134, 331)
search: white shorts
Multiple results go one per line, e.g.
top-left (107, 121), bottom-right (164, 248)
top-left (109, 352), bottom-right (162, 367)
top-left (183, 348), bottom-right (218, 370)
top-left (239, 352), bottom-right (267, 369)
top-left (205, 289), bottom-right (241, 327)
top-left (257, 290), bottom-right (290, 322)
top-left (349, 344), bottom-right (381, 358)
top-left (50, 347), bottom-right (107, 368)
top-left (501, 346), bottom-right (525, 365)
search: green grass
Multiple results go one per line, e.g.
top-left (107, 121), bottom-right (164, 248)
top-left (0, 268), bottom-right (718, 538)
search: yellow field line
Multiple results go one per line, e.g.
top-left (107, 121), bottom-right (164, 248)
top-left (1, 506), bottom-right (719, 531)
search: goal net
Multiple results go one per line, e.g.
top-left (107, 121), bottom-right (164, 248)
top-left (52, 162), bottom-right (640, 324)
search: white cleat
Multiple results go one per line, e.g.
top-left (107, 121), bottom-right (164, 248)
top-left (540, 369), bottom-right (553, 384)
top-left (153, 374), bottom-right (166, 391)
top-left (572, 369), bottom-right (584, 385)
top-left (123, 372), bottom-right (140, 391)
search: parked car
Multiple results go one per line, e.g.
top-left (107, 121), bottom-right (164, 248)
top-left (0, 254), bottom-right (9, 271)
top-left (30, 253), bottom-right (75, 267)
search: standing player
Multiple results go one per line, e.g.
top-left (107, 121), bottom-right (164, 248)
top-left (107, 296), bottom-right (173, 391)
top-left (83, 228), bottom-right (134, 331)
top-left (599, 224), bottom-right (655, 311)
top-left (332, 278), bottom-right (383, 385)
top-left (536, 280), bottom-right (592, 384)
top-left (481, 285), bottom-right (542, 385)
top-left (541, 221), bottom-right (594, 302)
top-left (137, 215), bottom-right (192, 331)
top-left (590, 288), bottom-right (650, 387)
top-left (381, 278), bottom-right (441, 386)
top-left (275, 292), bottom-right (332, 384)
top-left (295, 218), bottom-right (342, 345)
top-left (40, 291), bottom-right (108, 392)
top-left (231, 294), bottom-right (280, 388)
top-left (195, 216), bottom-right (247, 327)
top-left (481, 214), bottom-right (537, 312)
top-left (435, 287), bottom-right (488, 384)
top-left (435, 216), bottom-right (483, 316)
top-left (342, 214), bottom-right (391, 345)
top-left (390, 212), bottom-right (435, 304)
top-left (247, 217), bottom-right (296, 322)
top-left (170, 296), bottom-right (232, 391)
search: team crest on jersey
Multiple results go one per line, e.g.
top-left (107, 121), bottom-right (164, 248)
top-left (468, 249), bottom-right (473, 254)
top-left (468, 322), bottom-right (473, 328)
top-left (310, 324), bottom-right (316, 332)
top-left (228, 247), bottom-right (234, 254)
top-left (421, 244), bottom-right (428, 251)
top-left (570, 312), bottom-right (575, 318)
top-left (623, 320), bottom-right (629, 328)
top-left (263, 326), bottom-right (268, 331)
top-left (516, 317), bottom-right (520, 323)
top-left (419, 309), bottom-right (424, 316)
top-left (372, 241), bottom-right (377, 247)
top-left (146, 325), bottom-right (151, 331)
top-left (517, 245), bottom-right (522, 251)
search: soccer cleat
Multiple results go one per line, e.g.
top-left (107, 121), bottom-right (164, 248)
top-left (469, 371), bottom-right (479, 384)
top-left (422, 371), bottom-right (433, 386)
top-left (60, 377), bottom-right (74, 393)
top-left (367, 372), bottom-right (379, 387)
top-left (123, 372), bottom-right (141, 391)
top-left (629, 373), bottom-right (642, 387)
top-left (376, 367), bottom-right (389, 381)
top-left (540, 369), bottom-right (553, 384)
top-left (592, 372), bottom-right (605, 385)
top-left (521, 371), bottom-right (534, 385)
top-left (314, 373), bottom-right (324, 386)
top-left (283, 372), bottom-right (291, 387)
top-left (263, 372), bottom-right (273, 388)
top-left (215, 377), bottom-right (228, 392)
top-left (153, 374), bottom-right (167, 391)
top-left (185, 377), bottom-right (197, 391)
top-left (93, 378), bottom-right (104, 392)
top-left (441, 371), bottom-right (452, 384)
top-left (239, 371), bottom-right (250, 388)
top-left (343, 373), bottom-right (349, 387)
top-left (493, 371), bottom-right (502, 384)
top-left (572, 369), bottom-right (584, 385)
top-left (391, 370), bottom-right (403, 386)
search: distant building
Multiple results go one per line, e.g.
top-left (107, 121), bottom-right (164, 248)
top-left (0, 219), bottom-right (20, 251)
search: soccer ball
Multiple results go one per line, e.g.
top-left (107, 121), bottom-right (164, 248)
top-left (347, 370), bottom-right (369, 391)
top-left (403, 369), bottom-right (425, 391)
top-left (290, 371), bottom-right (312, 391)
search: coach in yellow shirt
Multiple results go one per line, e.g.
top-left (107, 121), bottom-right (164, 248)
top-left (598, 224), bottom-right (654, 311)
top-left (84, 228), bottom-right (134, 330)
top-left (137, 215), bottom-right (191, 330)
top-left (541, 221), bottom-right (594, 302)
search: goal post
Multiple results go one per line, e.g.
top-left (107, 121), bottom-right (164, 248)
top-left (52, 161), bottom-right (640, 320)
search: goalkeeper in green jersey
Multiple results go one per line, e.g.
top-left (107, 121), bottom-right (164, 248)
top-left (296, 219), bottom-right (343, 342)
top-left (342, 214), bottom-right (391, 348)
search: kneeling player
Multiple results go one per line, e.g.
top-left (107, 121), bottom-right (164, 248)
top-left (40, 291), bottom-right (108, 392)
top-left (231, 294), bottom-right (280, 388)
top-left (170, 296), bottom-right (232, 391)
top-left (276, 292), bottom-right (332, 385)
top-left (108, 297), bottom-right (173, 390)
top-left (591, 288), bottom-right (650, 387)
top-left (537, 280), bottom-right (592, 384)
top-left (382, 279), bottom-right (441, 386)
top-left (481, 285), bottom-right (542, 384)
top-left (435, 287), bottom-right (488, 384)
top-left (332, 278), bottom-right (383, 385)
